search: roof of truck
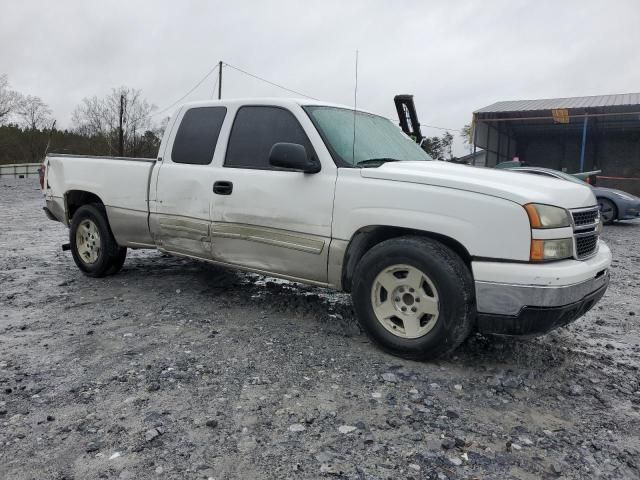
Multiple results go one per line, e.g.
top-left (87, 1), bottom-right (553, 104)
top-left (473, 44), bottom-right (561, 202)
top-left (179, 97), bottom-right (378, 115)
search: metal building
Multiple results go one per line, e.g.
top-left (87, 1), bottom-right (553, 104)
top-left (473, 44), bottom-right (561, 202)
top-left (472, 93), bottom-right (640, 194)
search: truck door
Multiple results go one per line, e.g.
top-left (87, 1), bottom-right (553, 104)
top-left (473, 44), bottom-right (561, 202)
top-left (151, 106), bottom-right (227, 258)
top-left (209, 104), bottom-right (337, 283)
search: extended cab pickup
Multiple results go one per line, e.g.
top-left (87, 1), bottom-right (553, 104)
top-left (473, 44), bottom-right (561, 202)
top-left (41, 98), bottom-right (612, 359)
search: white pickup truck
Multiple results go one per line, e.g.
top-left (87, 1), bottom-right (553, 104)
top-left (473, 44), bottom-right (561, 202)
top-left (41, 98), bottom-right (611, 359)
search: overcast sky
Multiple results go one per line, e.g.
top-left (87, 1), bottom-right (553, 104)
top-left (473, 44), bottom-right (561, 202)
top-left (2, 0), bottom-right (640, 154)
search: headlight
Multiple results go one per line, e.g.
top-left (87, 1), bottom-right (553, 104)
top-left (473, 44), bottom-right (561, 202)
top-left (524, 203), bottom-right (571, 228)
top-left (530, 238), bottom-right (574, 261)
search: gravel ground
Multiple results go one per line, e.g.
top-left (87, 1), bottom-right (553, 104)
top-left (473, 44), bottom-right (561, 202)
top-left (1, 177), bottom-right (639, 480)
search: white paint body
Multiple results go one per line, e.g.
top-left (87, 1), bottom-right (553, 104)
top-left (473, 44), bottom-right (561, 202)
top-left (43, 98), bottom-right (611, 318)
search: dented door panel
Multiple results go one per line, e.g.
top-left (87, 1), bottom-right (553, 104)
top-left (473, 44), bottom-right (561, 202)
top-left (210, 222), bottom-right (328, 282)
top-left (151, 162), bottom-right (216, 259)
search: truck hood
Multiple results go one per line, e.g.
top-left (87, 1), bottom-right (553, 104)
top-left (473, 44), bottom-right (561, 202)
top-left (359, 161), bottom-right (596, 209)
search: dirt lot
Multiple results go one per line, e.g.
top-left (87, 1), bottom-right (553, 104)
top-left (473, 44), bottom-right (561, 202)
top-left (1, 178), bottom-right (639, 480)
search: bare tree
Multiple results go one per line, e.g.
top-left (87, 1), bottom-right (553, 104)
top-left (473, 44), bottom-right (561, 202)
top-left (0, 74), bottom-right (24, 124)
top-left (17, 95), bottom-right (53, 130)
top-left (153, 115), bottom-right (170, 140)
top-left (71, 95), bottom-right (107, 137)
top-left (10, 96), bottom-right (54, 162)
top-left (72, 86), bottom-right (156, 156)
top-left (460, 124), bottom-right (472, 145)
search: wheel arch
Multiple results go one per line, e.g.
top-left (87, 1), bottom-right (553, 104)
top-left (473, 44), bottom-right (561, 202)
top-left (65, 190), bottom-right (105, 223)
top-left (596, 195), bottom-right (619, 222)
top-left (341, 225), bottom-right (473, 293)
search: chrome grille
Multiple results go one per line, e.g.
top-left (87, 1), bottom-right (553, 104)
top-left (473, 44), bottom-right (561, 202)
top-left (572, 208), bottom-right (599, 227)
top-left (576, 233), bottom-right (598, 258)
top-left (571, 206), bottom-right (600, 259)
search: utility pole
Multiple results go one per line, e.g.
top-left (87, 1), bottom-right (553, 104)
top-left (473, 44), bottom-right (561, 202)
top-left (218, 61), bottom-right (222, 100)
top-left (118, 93), bottom-right (125, 157)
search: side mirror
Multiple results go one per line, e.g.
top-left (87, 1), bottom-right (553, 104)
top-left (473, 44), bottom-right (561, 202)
top-left (269, 142), bottom-right (320, 173)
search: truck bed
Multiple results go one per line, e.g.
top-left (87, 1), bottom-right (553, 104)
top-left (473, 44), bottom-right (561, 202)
top-left (44, 153), bottom-right (157, 247)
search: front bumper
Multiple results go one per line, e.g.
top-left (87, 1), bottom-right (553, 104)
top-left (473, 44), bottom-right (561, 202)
top-left (477, 274), bottom-right (608, 335)
top-left (619, 198), bottom-right (640, 220)
top-left (473, 242), bottom-right (611, 336)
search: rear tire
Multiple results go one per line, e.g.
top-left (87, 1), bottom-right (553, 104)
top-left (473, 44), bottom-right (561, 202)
top-left (70, 204), bottom-right (124, 277)
top-left (597, 197), bottom-right (617, 225)
top-left (351, 236), bottom-right (475, 360)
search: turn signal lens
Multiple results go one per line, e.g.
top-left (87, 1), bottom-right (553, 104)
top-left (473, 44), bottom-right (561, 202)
top-left (530, 238), bottom-right (574, 262)
top-left (530, 239), bottom-right (545, 261)
top-left (524, 204), bottom-right (541, 228)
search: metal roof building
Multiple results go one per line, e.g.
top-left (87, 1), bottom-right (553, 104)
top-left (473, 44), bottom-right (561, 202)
top-left (472, 92), bottom-right (640, 194)
top-left (475, 93), bottom-right (640, 113)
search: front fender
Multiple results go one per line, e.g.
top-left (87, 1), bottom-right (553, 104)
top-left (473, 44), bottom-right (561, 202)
top-left (333, 172), bottom-right (531, 261)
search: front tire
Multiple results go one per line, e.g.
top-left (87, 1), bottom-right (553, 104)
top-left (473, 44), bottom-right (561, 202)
top-left (70, 204), bottom-right (125, 277)
top-left (351, 236), bottom-right (475, 360)
top-left (106, 247), bottom-right (127, 275)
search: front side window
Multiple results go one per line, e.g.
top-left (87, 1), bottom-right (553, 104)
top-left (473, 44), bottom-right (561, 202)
top-left (225, 106), bottom-right (314, 169)
top-left (171, 107), bottom-right (227, 165)
top-left (305, 106), bottom-right (432, 167)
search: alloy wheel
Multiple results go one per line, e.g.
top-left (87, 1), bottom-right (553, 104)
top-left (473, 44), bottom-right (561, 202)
top-left (370, 264), bottom-right (440, 339)
top-left (75, 219), bottom-right (101, 264)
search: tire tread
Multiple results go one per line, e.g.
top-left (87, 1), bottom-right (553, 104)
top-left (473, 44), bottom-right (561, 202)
top-left (352, 235), bottom-right (475, 360)
top-left (70, 203), bottom-right (124, 277)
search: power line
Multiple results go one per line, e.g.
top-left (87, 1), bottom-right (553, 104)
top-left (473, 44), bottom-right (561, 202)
top-left (223, 63), bottom-right (463, 132)
top-left (150, 63), bottom-right (220, 118)
top-left (421, 124), bottom-right (461, 132)
top-left (148, 60), bottom-right (460, 132)
top-left (379, 114), bottom-right (461, 132)
top-left (223, 62), bottom-right (319, 100)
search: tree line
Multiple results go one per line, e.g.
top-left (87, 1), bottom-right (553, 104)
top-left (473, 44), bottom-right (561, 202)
top-left (1, 72), bottom-right (472, 165)
top-left (0, 74), bottom-right (165, 165)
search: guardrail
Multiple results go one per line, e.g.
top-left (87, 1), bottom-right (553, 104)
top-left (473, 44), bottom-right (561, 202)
top-left (0, 163), bottom-right (41, 178)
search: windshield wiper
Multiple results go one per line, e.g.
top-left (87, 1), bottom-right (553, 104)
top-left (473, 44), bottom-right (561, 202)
top-left (355, 158), bottom-right (401, 167)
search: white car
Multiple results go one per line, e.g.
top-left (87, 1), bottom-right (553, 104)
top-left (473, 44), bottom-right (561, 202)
top-left (41, 98), bottom-right (611, 360)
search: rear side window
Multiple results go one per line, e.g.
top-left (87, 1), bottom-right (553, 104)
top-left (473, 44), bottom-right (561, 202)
top-left (171, 107), bottom-right (227, 165)
top-left (225, 106), bottom-right (314, 169)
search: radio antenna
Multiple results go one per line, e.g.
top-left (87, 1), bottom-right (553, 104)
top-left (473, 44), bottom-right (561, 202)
top-left (351, 49), bottom-right (359, 164)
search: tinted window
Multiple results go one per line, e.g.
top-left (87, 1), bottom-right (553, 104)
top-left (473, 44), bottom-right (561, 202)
top-left (225, 106), bottom-right (313, 169)
top-left (171, 107), bottom-right (227, 165)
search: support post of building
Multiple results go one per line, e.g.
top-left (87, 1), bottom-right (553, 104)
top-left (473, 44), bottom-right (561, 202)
top-left (472, 117), bottom-right (477, 166)
top-left (579, 114), bottom-right (589, 172)
top-left (496, 123), bottom-right (502, 164)
top-left (486, 123), bottom-right (491, 166)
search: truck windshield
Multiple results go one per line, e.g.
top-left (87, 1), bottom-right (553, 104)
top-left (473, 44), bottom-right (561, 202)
top-left (305, 106), bottom-right (433, 167)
